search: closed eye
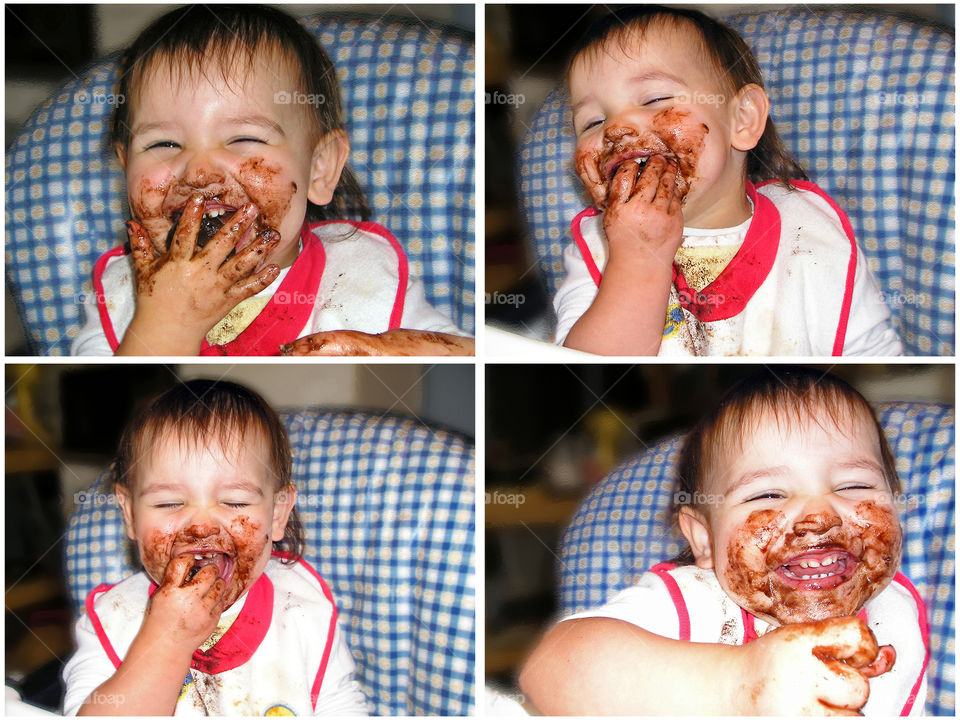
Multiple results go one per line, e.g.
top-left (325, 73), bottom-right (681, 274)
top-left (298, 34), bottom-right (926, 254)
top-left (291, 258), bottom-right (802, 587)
top-left (744, 491), bottom-right (786, 502)
top-left (153, 502), bottom-right (183, 509)
top-left (643, 96), bottom-right (673, 106)
top-left (230, 137), bottom-right (267, 145)
top-left (145, 140), bottom-right (180, 151)
top-left (223, 502), bottom-right (250, 508)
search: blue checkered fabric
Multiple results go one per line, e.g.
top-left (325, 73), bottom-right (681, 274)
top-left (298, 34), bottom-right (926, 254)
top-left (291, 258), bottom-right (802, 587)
top-left (559, 402), bottom-right (954, 716)
top-left (519, 8), bottom-right (954, 355)
top-left (64, 409), bottom-right (476, 716)
top-left (6, 14), bottom-right (475, 355)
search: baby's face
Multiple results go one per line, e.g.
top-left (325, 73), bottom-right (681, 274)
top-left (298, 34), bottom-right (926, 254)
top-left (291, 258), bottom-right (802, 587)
top-left (116, 430), bottom-right (295, 609)
top-left (122, 49), bottom-right (331, 269)
top-left (569, 23), bottom-right (745, 227)
top-left (700, 408), bottom-right (901, 627)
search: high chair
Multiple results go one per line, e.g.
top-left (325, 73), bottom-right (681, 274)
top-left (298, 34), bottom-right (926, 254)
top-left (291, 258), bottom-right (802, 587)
top-left (519, 8), bottom-right (954, 355)
top-left (559, 401), bottom-right (954, 715)
top-left (64, 409), bottom-right (475, 716)
top-left (6, 13), bottom-right (475, 355)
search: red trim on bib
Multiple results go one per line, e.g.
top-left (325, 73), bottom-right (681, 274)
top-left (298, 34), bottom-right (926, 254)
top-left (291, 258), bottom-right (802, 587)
top-left (92, 246), bottom-right (129, 353)
top-left (650, 563), bottom-right (690, 641)
top-left (571, 207), bottom-right (604, 287)
top-left (672, 182), bottom-right (779, 321)
top-left (893, 572), bottom-right (929, 716)
top-left (189, 574), bottom-right (274, 674)
top-left (271, 552), bottom-right (339, 710)
top-left (86, 583), bottom-right (123, 669)
top-left (200, 224), bottom-right (326, 356)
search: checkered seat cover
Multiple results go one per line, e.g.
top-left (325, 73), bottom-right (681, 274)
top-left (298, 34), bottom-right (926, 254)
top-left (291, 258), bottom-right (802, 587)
top-left (6, 14), bottom-right (475, 355)
top-left (519, 8), bottom-right (954, 355)
top-left (559, 402), bottom-right (955, 715)
top-left (64, 409), bottom-right (476, 716)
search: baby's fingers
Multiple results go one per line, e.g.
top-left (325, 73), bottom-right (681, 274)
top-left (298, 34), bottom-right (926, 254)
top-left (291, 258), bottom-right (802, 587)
top-left (860, 644), bottom-right (896, 679)
top-left (161, 553), bottom-right (195, 588)
top-left (607, 161), bottom-right (638, 206)
top-left (812, 617), bottom-right (879, 669)
top-left (813, 658), bottom-right (871, 714)
top-left (222, 229), bottom-right (281, 281)
top-left (128, 221), bottom-right (155, 273)
top-left (170, 192), bottom-right (205, 261)
top-left (225, 265), bottom-right (281, 304)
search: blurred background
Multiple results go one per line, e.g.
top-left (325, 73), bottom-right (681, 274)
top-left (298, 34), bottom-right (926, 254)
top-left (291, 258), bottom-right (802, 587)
top-left (484, 3), bottom-right (955, 341)
top-left (485, 363), bottom-right (953, 692)
top-left (4, 2), bottom-right (475, 353)
top-left (5, 362), bottom-right (473, 710)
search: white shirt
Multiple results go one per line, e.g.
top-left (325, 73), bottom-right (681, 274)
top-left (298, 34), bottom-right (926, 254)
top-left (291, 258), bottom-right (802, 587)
top-left (565, 564), bottom-right (928, 716)
top-left (554, 181), bottom-right (903, 356)
top-left (62, 556), bottom-right (370, 716)
top-left (72, 220), bottom-right (464, 355)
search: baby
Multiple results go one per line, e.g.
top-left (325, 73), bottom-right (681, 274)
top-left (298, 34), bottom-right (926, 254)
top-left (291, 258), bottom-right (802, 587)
top-left (62, 379), bottom-right (369, 715)
top-left (72, 4), bottom-right (473, 357)
top-left (554, 6), bottom-right (903, 356)
top-left (521, 367), bottom-right (927, 715)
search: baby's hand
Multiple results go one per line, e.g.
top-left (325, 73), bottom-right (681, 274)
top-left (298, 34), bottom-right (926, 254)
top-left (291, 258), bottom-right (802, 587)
top-left (741, 616), bottom-right (896, 715)
top-left (280, 329), bottom-right (474, 356)
top-left (143, 554), bottom-right (229, 651)
top-left (123, 192), bottom-right (281, 354)
top-left (602, 154), bottom-right (684, 270)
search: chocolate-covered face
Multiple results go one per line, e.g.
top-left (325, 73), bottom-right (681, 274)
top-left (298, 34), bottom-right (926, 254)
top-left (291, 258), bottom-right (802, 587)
top-left (696, 407), bottom-right (901, 627)
top-left (569, 23), bottom-right (751, 228)
top-left (115, 430), bottom-right (296, 610)
top-left (121, 49), bottom-right (332, 268)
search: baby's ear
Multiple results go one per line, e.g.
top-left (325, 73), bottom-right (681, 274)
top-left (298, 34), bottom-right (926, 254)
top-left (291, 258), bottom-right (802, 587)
top-left (307, 129), bottom-right (350, 206)
top-left (729, 83), bottom-right (769, 153)
top-left (114, 142), bottom-right (127, 172)
top-left (677, 505), bottom-right (714, 569)
top-left (271, 483), bottom-right (298, 542)
top-left (114, 484), bottom-right (138, 542)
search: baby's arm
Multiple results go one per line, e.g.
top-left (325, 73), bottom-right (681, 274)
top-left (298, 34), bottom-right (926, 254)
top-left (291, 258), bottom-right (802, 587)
top-left (116, 193), bottom-right (280, 356)
top-left (75, 556), bottom-right (229, 715)
top-left (563, 156), bottom-right (684, 355)
top-left (281, 329), bottom-right (473, 356)
top-left (520, 616), bottom-right (893, 715)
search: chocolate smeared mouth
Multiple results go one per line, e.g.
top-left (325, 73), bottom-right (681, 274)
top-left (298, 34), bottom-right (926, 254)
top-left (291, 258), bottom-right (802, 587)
top-left (166, 206), bottom-right (238, 251)
top-left (774, 548), bottom-right (858, 590)
top-left (183, 551), bottom-right (233, 584)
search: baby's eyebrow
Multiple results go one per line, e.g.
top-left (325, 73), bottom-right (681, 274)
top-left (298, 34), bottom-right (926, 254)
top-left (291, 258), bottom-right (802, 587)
top-left (219, 480), bottom-right (266, 496)
top-left (224, 115), bottom-right (286, 138)
top-left (138, 481), bottom-right (185, 497)
top-left (130, 120), bottom-right (177, 137)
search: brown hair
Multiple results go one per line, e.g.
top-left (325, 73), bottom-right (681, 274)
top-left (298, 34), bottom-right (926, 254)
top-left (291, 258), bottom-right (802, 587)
top-left (570, 5), bottom-right (809, 188)
top-left (677, 366), bottom-right (901, 516)
top-left (110, 4), bottom-right (370, 222)
top-left (113, 378), bottom-right (304, 562)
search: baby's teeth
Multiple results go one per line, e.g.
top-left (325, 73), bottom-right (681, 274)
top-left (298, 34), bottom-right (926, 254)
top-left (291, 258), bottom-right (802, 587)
top-left (194, 554), bottom-right (202, 560)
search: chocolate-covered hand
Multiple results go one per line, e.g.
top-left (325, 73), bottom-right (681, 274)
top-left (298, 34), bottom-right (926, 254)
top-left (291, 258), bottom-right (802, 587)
top-left (602, 154), bottom-right (685, 272)
top-left (118, 192), bottom-right (281, 355)
top-left (741, 616), bottom-right (895, 715)
top-left (141, 554), bottom-right (229, 652)
top-left (280, 329), bottom-right (474, 356)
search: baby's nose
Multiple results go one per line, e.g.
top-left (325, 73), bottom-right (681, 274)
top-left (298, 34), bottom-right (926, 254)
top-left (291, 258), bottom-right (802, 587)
top-left (792, 510), bottom-right (842, 537)
top-left (182, 518), bottom-right (221, 540)
top-left (181, 152), bottom-right (227, 189)
top-left (603, 122), bottom-right (638, 143)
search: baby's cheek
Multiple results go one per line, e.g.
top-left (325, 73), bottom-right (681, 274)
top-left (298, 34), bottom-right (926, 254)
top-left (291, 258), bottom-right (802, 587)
top-left (140, 528), bottom-right (176, 584)
top-left (852, 500), bottom-right (902, 588)
top-left (228, 515), bottom-right (272, 591)
top-left (236, 158), bottom-right (299, 232)
top-left (722, 510), bottom-right (789, 607)
top-left (573, 146), bottom-right (607, 208)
